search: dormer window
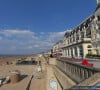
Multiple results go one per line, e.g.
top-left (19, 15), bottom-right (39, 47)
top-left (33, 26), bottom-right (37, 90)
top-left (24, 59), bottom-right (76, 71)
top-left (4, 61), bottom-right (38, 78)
top-left (84, 26), bottom-right (85, 29)
top-left (86, 30), bottom-right (91, 38)
top-left (97, 16), bottom-right (100, 21)
top-left (85, 23), bottom-right (88, 28)
top-left (87, 45), bottom-right (92, 48)
top-left (81, 32), bottom-right (84, 38)
top-left (76, 34), bottom-right (79, 40)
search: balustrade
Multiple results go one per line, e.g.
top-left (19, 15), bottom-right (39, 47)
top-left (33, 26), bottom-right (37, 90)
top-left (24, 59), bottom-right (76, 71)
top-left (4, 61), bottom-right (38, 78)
top-left (56, 59), bottom-right (100, 83)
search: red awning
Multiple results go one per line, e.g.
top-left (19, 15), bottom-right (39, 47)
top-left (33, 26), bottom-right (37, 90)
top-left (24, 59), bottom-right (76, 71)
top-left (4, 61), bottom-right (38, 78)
top-left (54, 52), bottom-right (62, 55)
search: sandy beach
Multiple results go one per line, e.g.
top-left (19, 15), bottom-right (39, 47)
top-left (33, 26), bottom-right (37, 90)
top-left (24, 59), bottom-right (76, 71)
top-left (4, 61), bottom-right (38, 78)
top-left (0, 55), bottom-right (46, 90)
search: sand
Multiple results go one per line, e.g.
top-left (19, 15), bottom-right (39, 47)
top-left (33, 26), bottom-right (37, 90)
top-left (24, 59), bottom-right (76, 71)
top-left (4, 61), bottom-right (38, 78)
top-left (0, 55), bottom-right (46, 90)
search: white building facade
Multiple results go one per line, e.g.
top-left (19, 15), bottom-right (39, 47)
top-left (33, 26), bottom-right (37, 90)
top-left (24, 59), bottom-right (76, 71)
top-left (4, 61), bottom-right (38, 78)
top-left (61, 0), bottom-right (100, 58)
top-left (52, 40), bottom-right (63, 54)
top-left (53, 0), bottom-right (100, 58)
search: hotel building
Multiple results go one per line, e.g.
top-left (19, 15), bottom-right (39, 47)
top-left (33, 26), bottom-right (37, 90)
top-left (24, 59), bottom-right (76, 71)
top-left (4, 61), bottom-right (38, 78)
top-left (53, 0), bottom-right (100, 58)
top-left (53, 40), bottom-right (63, 54)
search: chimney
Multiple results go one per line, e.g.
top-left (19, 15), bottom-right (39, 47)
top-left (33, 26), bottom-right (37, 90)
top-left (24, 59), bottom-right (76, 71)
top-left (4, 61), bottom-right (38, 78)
top-left (96, 0), bottom-right (100, 10)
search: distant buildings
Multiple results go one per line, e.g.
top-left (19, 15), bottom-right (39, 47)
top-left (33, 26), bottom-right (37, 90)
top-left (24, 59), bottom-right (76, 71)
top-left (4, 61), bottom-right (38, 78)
top-left (52, 0), bottom-right (100, 58)
top-left (52, 40), bottom-right (63, 53)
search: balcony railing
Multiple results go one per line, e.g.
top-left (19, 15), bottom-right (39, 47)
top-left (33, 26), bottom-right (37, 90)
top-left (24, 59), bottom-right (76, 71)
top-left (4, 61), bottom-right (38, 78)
top-left (82, 38), bottom-right (91, 41)
top-left (91, 38), bottom-right (100, 43)
top-left (61, 38), bottom-right (92, 48)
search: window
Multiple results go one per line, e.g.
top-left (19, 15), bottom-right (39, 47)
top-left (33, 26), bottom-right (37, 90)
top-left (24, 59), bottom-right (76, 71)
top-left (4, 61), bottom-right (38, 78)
top-left (73, 36), bottom-right (75, 42)
top-left (70, 38), bottom-right (72, 43)
top-left (86, 30), bottom-right (91, 37)
top-left (81, 32), bottom-right (84, 38)
top-left (68, 40), bottom-right (69, 44)
top-left (79, 46), bottom-right (83, 57)
top-left (85, 23), bottom-right (89, 28)
top-left (88, 50), bottom-right (92, 55)
top-left (71, 48), bottom-right (73, 56)
top-left (96, 50), bottom-right (99, 55)
top-left (76, 35), bottom-right (79, 40)
top-left (97, 16), bottom-right (100, 21)
top-left (87, 45), bottom-right (92, 48)
top-left (98, 24), bottom-right (100, 30)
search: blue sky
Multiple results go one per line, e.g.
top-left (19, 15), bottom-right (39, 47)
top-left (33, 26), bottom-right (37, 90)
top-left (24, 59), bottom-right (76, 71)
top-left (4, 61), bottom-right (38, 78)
top-left (0, 0), bottom-right (97, 54)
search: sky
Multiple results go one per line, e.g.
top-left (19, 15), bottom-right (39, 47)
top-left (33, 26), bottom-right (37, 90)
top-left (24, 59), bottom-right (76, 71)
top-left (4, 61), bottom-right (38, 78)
top-left (0, 0), bottom-right (97, 55)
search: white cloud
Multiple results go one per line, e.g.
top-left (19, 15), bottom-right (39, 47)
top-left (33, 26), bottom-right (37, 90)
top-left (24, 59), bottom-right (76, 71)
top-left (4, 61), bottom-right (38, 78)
top-left (0, 29), bottom-right (34, 35)
top-left (0, 30), bottom-right (35, 38)
top-left (40, 32), bottom-right (45, 34)
top-left (0, 29), bottom-right (67, 54)
top-left (46, 31), bottom-right (66, 43)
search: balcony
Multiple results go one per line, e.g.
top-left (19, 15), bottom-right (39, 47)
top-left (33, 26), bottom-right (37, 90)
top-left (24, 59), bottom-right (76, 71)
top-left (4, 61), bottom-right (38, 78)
top-left (75, 38), bottom-right (91, 43)
top-left (61, 38), bottom-right (92, 48)
top-left (82, 38), bottom-right (91, 42)
top-left (91, 38), bottom-right (100, 43)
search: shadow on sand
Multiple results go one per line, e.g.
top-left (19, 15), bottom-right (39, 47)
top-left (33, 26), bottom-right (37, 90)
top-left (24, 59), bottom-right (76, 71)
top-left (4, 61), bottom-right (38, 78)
top-left (20, 75), bottom-right (28, 81)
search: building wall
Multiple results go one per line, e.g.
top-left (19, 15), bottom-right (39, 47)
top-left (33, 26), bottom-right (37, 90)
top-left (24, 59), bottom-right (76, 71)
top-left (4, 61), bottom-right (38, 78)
top-left (61, 14), bottom-right (100, 57)
top-left (52, 2), bottom-right (100, 58)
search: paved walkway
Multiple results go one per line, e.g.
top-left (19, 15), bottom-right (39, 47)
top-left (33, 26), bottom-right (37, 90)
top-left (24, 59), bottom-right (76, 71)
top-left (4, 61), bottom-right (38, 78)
top-left (30, 73), bottom-right (46, 90)
top-left (29, 56), bottom-right (62, 90)
top-left (39, 56), bottom-right (62, 90)
top-left (46, 65), bottom-right (62, 90)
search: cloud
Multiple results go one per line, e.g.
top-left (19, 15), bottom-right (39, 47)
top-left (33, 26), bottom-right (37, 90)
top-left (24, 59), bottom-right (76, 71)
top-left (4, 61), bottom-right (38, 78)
top-left (0, 36), bottom-right (2, 40)
top-left (46, 31), bottom-right (66, 43)
top-left (0, 29), bottom-right (34, 35)
top-left (40, 32), bottom-right (45, 34)
top-left (0, 30), bottom-right (36, 39)
top-left (0, 29), bottom-right (67, 54)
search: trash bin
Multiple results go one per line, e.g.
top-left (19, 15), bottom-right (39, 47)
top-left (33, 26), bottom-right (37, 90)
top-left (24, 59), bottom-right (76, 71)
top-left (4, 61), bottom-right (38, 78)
top-left (10, 70), bottom-right (20, 83)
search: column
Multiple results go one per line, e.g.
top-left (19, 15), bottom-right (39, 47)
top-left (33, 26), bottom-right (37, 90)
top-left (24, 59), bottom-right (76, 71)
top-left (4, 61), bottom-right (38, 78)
top-left (68, 48), bottom-right (70, 57)
top-left (63, 49), bottom-right (65, 56)
top-left (77, 46), bottom-right (80, 57)
top-left (84, 30), bottom-right (87, 38)
top-left (64, 49), bottom-right (66, 56)
top-left (79, 30), bottom-right (81, 40)
top-left (73, 48), bottom-right (75, 57)
top-left (66, 49), bottom-right (68, 56)
top-left (69, 48), bottom-right (71, 57)
top-left (65, 48), bottom-right (67, 56)
top-left (68, 48), bottom-right (69, 57)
